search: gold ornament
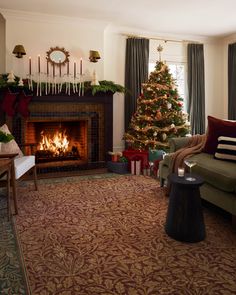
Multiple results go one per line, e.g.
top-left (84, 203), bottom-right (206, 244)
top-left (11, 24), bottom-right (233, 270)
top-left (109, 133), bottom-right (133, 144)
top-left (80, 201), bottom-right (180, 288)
top-left (156, 110), bottom-right (162, 120)
top-left (162, 133), bottom-right (167, 141)
top-left (157, 45), bottom-right (163, 61)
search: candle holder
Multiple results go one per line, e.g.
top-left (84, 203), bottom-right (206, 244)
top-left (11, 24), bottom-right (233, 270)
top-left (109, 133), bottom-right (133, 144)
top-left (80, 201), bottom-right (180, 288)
top-left (45, 74), bottom-right (51, 95)
top-left (78, 74), bottom-right (85, 96)
top-left (27, 74), bottom-right (33, 91)
top-left (178, 167), bottom-right (185, 177)
top-left (65, 74), bottom-right (72, 96)
top-left (57, 75), bottom-right (63, 93)
top-left (51, 75), bottom-right (58, 95)
top-left (72, 75), bottom-right (78, 93)
top-left (36, 72), bottom-right (42, 96)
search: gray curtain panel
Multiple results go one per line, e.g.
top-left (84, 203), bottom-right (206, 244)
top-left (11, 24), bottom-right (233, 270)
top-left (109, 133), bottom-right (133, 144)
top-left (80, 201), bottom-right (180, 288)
top-left (228, 43), bottom-right (236, 120)
top-left (187, 44), bottom-right (205, 135)
top-left (125, 38), bottom-right (149, 131)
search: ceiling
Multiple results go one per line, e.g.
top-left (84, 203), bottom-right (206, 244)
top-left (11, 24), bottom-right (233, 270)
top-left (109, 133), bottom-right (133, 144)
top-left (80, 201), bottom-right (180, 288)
top-left (0, 0), bottom-right (236, 38)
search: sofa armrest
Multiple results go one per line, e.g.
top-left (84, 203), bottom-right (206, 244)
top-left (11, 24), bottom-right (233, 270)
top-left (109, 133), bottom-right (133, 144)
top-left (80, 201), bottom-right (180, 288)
top-left (169, 137), bottom-right (190, 152)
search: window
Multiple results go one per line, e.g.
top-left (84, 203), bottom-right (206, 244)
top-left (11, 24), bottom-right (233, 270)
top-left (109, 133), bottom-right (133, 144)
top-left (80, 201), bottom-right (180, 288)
top-left (149, 62), bottom-right (187, 110)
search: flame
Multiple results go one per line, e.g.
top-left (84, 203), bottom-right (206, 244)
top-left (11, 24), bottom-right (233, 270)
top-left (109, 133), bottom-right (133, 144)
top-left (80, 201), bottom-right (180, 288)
top-left (39, 130), bottom-right (69, 156)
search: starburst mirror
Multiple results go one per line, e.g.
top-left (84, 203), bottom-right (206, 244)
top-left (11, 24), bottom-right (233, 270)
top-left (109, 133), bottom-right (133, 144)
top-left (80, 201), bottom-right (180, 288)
top-left (46, 46), bottom-right (70, 66)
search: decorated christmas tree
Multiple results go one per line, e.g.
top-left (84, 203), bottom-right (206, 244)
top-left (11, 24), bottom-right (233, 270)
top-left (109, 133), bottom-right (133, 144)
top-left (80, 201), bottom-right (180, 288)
top-left (124, 47), bottom-right (190, 151)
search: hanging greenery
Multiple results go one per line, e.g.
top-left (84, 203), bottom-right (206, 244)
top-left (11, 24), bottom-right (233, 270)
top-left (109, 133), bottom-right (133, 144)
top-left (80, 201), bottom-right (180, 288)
top-left (0, 74), bottom-right (125, 96)
top-left (89, 80), bottom-right (125, 95)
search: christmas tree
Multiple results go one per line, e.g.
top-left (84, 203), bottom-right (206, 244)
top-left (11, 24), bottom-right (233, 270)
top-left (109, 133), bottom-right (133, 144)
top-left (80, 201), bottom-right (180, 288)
top-left (124, 49), bottom-right (190, 151)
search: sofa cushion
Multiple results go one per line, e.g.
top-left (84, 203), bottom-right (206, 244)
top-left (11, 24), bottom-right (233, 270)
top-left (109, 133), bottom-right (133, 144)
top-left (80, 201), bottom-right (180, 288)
top-left (190, 153), bottom-right (236, 193)
top-left (203, 116), bottom-right (236, 155)
top-left (14, 155), bottom-right (35, 179)
top-left (215, 136), bottom-right (236, 162)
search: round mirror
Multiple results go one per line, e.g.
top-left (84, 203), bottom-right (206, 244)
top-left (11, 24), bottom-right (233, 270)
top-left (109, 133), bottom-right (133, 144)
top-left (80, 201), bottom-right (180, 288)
top-left (46, 46), bottom-right (70, 66)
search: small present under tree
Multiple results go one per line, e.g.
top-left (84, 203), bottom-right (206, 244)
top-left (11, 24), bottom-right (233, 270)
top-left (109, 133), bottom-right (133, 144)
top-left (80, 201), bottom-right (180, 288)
top-left (124, 49), bottom-right (190, 151)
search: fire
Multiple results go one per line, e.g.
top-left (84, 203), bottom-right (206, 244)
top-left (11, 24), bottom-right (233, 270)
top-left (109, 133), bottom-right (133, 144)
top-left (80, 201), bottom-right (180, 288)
top-left (39, 130), bottom-right (69, 156)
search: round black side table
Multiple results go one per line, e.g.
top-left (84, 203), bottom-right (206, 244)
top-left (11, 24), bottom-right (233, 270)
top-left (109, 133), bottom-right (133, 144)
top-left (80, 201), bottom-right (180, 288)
top-left (165, 173), bottom-right (205, 243)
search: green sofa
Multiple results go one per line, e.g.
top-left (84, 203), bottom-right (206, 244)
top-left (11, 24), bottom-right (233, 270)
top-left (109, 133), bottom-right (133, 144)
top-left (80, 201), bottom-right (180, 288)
top-left (159, 137), bottom-right (236, 226)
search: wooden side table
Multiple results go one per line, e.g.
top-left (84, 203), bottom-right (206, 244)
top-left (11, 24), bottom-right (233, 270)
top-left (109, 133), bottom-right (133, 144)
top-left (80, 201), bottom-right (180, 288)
top-left (165, 173), bottom-right (205, 243)
top-left (0, 159), bottom-right (12, 220)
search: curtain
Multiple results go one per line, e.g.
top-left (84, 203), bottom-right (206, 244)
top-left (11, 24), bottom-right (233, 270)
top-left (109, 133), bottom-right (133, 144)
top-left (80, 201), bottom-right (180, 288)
top-left (125, 38), bottom-right (149, 131)
top-left (187, 44), bottom-right (205, 135)
top-left (228, 43), bottom-right (236, 120)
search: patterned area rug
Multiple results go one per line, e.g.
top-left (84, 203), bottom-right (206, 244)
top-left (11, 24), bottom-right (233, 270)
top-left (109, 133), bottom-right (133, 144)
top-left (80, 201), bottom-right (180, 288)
top-left (14, 175), bottom-right (236, 295)
top-left (0, 196), bottom-right (28, 295)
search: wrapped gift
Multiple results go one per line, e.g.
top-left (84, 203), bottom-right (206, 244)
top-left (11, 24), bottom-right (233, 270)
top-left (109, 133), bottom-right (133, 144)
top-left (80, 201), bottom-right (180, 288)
top-left (123, 149), bottom-right (149, 173)
top-left (131, 160), bottom-right (141, 175)
top-left (107, 161), bottom-right (129, 174)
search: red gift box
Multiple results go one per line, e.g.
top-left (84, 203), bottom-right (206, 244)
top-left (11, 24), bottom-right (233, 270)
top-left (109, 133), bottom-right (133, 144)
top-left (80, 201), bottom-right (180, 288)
top-left (123, 149), bottom-right (149, 172)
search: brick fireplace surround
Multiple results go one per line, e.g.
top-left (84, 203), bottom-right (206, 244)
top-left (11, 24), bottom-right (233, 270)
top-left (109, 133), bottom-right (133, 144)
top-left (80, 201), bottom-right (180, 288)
top-left (1, 92), bottom-right (113, 173)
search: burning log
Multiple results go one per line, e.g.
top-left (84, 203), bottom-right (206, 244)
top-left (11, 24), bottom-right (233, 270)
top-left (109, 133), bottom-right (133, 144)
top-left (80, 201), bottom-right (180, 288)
top-left (36, 130), bottom-right (81, 163)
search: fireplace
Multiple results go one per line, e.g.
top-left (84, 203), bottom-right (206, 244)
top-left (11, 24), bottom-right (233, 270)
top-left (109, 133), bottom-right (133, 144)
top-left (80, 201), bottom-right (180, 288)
top-left (26, 121), bottom-right (88, 164)
top-left (8, 93), bottom-right (113, 172)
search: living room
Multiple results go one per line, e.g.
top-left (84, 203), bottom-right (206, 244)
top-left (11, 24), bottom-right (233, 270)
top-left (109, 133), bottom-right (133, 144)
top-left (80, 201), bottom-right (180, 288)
top-left (0, 1), bottom-right (236, 294)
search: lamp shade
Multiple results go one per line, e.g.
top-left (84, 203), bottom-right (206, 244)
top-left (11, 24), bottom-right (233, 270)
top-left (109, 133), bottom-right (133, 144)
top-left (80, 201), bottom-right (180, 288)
top-left (89, 50), bottom-right (101, 62)
top-left (12, 45), bottom-right (26, 58)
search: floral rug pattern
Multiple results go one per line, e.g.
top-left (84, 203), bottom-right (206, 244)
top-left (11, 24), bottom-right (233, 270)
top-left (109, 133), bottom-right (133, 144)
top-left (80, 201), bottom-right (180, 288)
top-left (12, 175), bottom-right (236, 294)
top-left (0, 196), bottom-right (27, 295)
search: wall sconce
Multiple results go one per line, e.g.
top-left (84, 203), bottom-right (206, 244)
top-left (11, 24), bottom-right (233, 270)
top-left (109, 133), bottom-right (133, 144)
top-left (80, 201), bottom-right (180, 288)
top-left (12, 45), bottom-right (26, 58)
top-left (89, 50), bottom-right (101, 86)
top-left (89, 50), bottom-right (101, 63)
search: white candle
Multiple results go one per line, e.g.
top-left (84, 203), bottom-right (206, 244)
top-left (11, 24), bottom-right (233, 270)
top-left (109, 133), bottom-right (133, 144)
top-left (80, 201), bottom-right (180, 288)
top-left (29, 57), bottom-right (31, 75)
top-left (59, 59), bottom-right (61, 77)
top-left (74, 61), bottom-right (76, 78)
top-left (80, 58), bottom-right (83, 75)
top-left (46, 57), bottom-right (49, 75)
top-left (178, 167), bottom-right (185, 177)
top-left (38, 55), bottom-right (40, 73)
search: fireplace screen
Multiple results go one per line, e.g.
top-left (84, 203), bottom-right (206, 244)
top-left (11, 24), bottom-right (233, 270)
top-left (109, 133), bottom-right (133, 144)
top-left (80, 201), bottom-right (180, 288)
top-left (26, 121), bottom-right (88, 163)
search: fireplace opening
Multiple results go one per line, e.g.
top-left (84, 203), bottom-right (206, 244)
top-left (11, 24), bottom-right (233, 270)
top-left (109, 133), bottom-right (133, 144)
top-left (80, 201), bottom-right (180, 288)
top-left (25, 121), bottom-right (88, 164)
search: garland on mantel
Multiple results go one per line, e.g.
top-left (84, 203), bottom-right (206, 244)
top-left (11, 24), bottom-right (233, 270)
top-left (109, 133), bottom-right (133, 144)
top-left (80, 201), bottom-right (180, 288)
top-left (0, 74), bottom-right (125, 96)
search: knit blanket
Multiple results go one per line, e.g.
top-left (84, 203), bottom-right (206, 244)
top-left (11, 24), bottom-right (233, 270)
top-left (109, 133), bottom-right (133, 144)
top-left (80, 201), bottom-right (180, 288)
top-left (170, 134), bottom-right (207, 173)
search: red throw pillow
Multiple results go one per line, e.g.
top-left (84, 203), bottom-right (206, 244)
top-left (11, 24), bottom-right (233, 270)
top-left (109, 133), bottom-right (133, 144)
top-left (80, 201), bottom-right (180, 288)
top-left (204, 116), bottom-right (236, 154)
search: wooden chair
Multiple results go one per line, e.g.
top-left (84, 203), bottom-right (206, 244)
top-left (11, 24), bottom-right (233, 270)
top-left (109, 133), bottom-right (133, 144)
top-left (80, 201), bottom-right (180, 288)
top-left (0, 152), bottom-right (38, 215)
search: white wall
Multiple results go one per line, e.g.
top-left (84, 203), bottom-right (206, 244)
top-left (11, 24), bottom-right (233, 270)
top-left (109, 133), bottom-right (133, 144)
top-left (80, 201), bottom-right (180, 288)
top-left (2, 10), bottom-right (106, 80)
top-left (0, 13), bottom-right (5, 73)
top-left (204, 39), bottom-right (224, 120)
top-left (104, 25), bottom-right (126, 152)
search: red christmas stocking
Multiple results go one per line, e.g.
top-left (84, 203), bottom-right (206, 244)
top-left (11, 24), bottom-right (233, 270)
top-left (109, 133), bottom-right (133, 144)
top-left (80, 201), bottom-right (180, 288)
top-left (17, 92), bottom-right (32, 117)
top-left (1, 90), bottom-right (17, 116)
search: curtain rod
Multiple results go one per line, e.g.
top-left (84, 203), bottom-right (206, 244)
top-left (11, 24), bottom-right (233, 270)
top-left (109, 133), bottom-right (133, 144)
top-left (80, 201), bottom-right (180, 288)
top-left (122, 34), bottom-right (200, 44)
